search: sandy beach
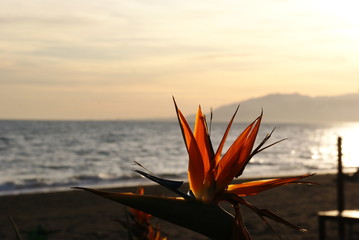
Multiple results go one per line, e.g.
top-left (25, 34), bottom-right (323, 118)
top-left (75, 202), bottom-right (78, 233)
top-left (1, 173), bottom-right (358, 240)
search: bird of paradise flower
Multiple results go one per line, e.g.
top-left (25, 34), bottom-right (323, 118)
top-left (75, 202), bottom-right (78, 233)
top-left (119, 187), bottom-right (167, 240)
top-left (75, 98), bottom-right (314, 240)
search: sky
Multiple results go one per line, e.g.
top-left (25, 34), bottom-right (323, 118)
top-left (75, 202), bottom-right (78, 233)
top-left (1, 0), bottom-right (359, 120)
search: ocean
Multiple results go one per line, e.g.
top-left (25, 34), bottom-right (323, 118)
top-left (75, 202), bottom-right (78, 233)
top-left (0, 120), bottom-right (358, 196)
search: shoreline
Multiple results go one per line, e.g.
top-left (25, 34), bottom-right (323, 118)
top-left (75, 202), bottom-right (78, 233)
top-left (0, 169), bottom-right (344, 197)
top-left (1, 173), bottom-right (359, 240)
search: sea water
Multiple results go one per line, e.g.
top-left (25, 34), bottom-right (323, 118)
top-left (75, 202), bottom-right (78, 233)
top-left (0, 120), bottom-right (358, 196)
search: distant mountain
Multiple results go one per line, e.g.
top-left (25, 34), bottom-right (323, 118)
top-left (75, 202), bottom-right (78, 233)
top-left (191, 93), bottom-right (359, 123)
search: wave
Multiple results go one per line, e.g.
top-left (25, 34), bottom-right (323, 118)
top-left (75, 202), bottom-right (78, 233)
top-left (1, 120), bottom-right (357, 196)
top-left (0, 171), bottom-right (187, 196)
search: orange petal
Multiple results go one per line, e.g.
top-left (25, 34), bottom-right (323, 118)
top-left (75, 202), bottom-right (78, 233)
top-left (129, 187), bottom-right (152, 223)
top-left (215, 115), bottom-right (262, 190)
top-left (235, 113), bottom-right (262, 177)
top-left (214, 106), bottom-right (239, 165)
top-left (138, 187), bottom-right (145, 195)
top-left (194, 106), bottom-right (214, 173)
top-left (173, 98), bottom-right (204, 198)
top-left (227, 174), bottom-right (313, 196)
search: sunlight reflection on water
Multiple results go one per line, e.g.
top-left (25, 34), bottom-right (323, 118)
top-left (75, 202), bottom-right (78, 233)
top-left (1, 120), bottom-right (359, 195)
top-left (337, 123), bottom-right (359, 169)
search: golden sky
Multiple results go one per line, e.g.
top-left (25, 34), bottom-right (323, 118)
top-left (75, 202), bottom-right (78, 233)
top-left (1, 0), bottom-right (358, 120)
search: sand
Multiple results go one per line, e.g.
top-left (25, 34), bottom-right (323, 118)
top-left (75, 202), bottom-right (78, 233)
top-left (1, 173), bottom-right (359, 240)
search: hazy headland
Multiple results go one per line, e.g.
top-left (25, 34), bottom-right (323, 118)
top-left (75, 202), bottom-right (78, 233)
top-left (186, 93), bottom-right (359, 123)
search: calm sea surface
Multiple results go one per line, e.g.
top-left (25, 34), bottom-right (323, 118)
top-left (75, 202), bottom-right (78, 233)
top-left (1, 120), bottom-right (359, 195)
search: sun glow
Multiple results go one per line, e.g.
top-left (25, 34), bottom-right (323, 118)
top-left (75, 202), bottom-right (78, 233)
top-left (338, 123), bottom-right (359, 170)
top-left (311, 1), bottom-right (359, 40)
top-left (319, 1), bottom-right (359, 24)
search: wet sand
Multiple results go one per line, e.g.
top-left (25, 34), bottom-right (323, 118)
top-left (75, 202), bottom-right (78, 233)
top-left (1, 173), bottom-right (358, 240)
